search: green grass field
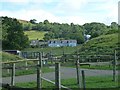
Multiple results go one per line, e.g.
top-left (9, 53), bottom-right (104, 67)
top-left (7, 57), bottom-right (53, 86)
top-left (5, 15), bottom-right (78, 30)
top-left (15, 75), bottom-right (118, 89)
top-left (24, 30), bottom-right (47, 40)
top-left (22, 46), bottom-right (80, 56)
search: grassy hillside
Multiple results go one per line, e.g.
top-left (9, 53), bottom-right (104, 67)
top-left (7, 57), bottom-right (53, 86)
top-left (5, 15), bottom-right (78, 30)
top-left (18, 19), bottom-right (32, 27)
top-left (18, 19), bottom-right (47, 40)
top-left (1, 52), bottom-right (22, 62)
top-left (23, 33), bottom-right (118, 57)
top-left (24, 30), bottom-right (47, 40)
top-left (77, 33), bottom-right (118, 56)
top-left (18, 19), bottom-right (29, 24)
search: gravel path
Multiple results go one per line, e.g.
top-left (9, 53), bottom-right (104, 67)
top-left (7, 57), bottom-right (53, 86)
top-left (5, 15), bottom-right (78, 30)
top-left (2, 67), bottom-right (118, 84)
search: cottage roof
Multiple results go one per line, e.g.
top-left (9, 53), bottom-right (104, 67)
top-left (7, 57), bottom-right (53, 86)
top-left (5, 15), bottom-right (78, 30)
top-left (48, 40), bottom-right (77, 43)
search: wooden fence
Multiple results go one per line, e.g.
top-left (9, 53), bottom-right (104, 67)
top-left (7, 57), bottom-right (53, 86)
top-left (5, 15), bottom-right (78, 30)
top-left (2, 52), bottom-right (72, 90)
top-left (2, 50), bottom-right (118, 89)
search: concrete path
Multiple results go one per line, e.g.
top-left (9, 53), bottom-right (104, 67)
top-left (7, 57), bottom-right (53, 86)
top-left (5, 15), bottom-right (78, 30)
top-left (2, 67), bottom-right (118, 84)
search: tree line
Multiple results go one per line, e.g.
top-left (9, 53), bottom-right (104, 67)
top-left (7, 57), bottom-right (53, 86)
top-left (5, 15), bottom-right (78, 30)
top-left (22, 19), bottom-right (118, 44)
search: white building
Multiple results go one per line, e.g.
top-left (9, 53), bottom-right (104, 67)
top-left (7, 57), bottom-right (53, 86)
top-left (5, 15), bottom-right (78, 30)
top-left (48, 40), bottom-right (77, 47)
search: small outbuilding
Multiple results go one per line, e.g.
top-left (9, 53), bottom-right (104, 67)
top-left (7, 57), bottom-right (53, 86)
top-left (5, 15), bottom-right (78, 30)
top-left (3, 50), bottom-right (21, 56)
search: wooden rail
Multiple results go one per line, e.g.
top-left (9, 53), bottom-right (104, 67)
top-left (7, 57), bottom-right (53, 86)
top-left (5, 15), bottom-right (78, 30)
top-left (41, 77), bottom-right (72, 90)
top-left (2, 58), bottom-right (48, 64)
top-left (79, 63), bottom-right (91, 67)
top-left (2, 59), bottom-right (38, 64)
top-left (2, 52), bottom-right (72, 90)
top-left (2, 65), bottom-right (37, 69)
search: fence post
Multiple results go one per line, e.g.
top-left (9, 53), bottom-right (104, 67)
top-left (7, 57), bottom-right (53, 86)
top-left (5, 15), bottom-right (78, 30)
top-left (7, 60), bottom-right (10, 73)
top-left (37, 52), bottom-right (39, 65)
top-left (34, 52), bottom-right (37, 58)
top-left (50, 51), bottom-right (53, 64)
top-left (55, 62), bottom-right (61, 90)
top-left (62, 51), bottom-right (65, 63)
top-left (42, 52), bottom-right (44, 57)
top-left (11, 63), bottom-right (15, 86)
top-left (37, 52), bottom-right (42, 90)
top-left (25, 61), bottom-right (28, 70)
top-left (81, 70), bottom-right (86, 90)
top-left (113, 50), bottom-right (117, 82)
top-left (26, 52), bottom-right (28, 59)
top-left (76, 58), bottom-right (81, 88)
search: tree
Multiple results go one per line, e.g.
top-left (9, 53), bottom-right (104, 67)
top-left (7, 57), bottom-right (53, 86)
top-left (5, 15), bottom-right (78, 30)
top-left (30, 19), bottom-right (37, 24)
top-left (2, 16), bottom-right (29, 50)
top-left (22, 23), bottom-right (32, 30)
top-left (83, 22), bottom-right (108, 38)
top-left (111, 22), bottom-right (118, 30)
top-left (105, 22), bottom-right (118, 34)
top-left (43, 32), bottom-right (55, 41)
top-left (69, 32), bottom-right (85, 44)
top-left (44, 20), bottom-right (49, 24)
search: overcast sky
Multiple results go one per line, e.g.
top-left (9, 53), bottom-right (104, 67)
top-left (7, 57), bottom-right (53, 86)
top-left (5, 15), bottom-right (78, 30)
top-left (0, 0), bottom-right (119, 25)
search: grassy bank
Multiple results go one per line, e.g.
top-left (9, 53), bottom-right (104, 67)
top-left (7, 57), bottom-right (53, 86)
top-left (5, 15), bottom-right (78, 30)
top-left (78, 33), bottom-right (118, 55)
top-left (2, 52), bottom-right (22, 62)
top-left (2, 52), bottom-right (54, 77)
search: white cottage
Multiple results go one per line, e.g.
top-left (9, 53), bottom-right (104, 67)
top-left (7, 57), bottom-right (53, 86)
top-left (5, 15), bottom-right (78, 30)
top-left (48, 40), bottom-right (77, 47)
